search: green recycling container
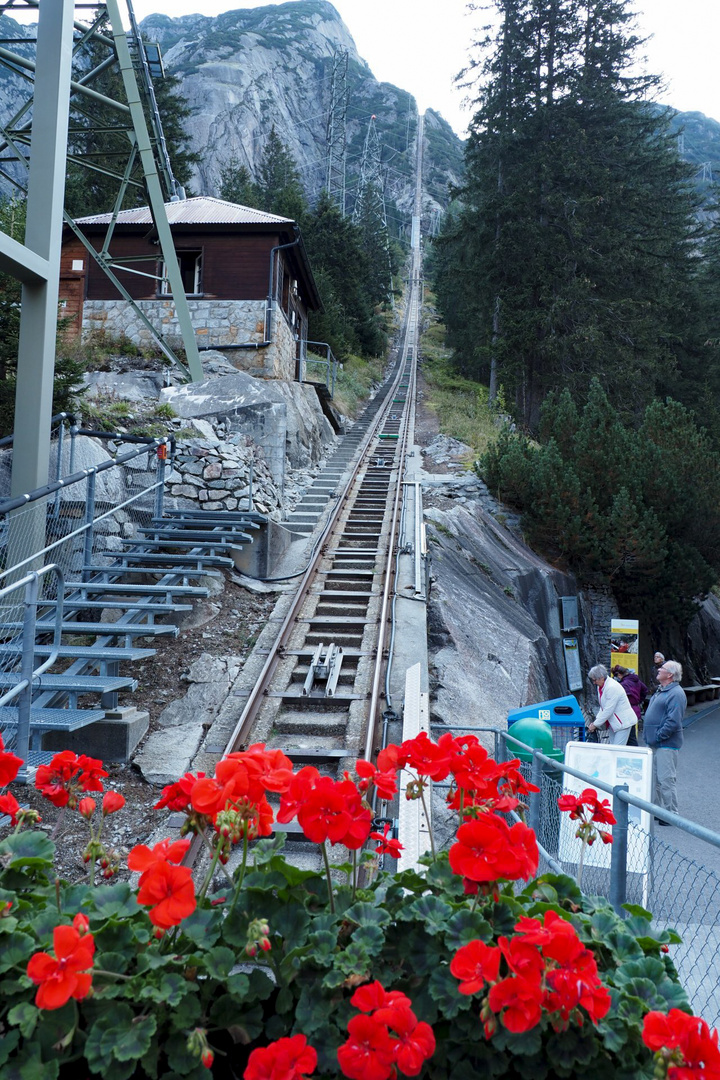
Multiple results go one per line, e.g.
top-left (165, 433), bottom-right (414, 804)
top-left (505, 717), bottom-right (564, 763)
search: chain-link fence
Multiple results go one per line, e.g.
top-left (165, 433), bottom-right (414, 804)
top-left (429, 723), bottom-right (720, 1028)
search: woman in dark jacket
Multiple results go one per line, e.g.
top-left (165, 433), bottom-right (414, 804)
top-left (611, 665), bottom-right (648, 746)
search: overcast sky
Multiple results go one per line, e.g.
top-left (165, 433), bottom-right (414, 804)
top-left (127, 0), bottom-right (720, 136)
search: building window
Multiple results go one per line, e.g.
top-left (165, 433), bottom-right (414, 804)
top-left (159, 250), bottom-right (202, 295)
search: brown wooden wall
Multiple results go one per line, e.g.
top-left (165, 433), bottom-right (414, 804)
top-left (76, 231), bottom-right (285, 302)
top-left (58, 236), bottom-right (89, 339)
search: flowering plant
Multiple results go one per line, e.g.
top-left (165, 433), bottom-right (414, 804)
top-left (0, 732), bottom-right (709, 1079)
top-left (557, 787), bottom-right (617, 886)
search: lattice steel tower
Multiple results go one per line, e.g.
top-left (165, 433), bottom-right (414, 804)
top-left (353, 114), bottom-right (393, 304)
top-left (0, 0), bottom-right (202, 503)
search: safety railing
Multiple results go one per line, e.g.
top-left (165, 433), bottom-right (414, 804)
top-left (428, 724), bottom-right (720, 1028)
top-left (0, 563), bottom-right (64, 776)
top-left (0, 434), bottom-right (173, 595)
top-left (301, 341), bottom-right (338, 398)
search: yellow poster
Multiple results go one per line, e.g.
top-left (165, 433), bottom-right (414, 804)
top-left (610, 619), bottom-right (639, 674)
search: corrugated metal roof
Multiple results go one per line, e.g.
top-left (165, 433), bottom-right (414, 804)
top-left (74, 196), bottom-right (294, 227)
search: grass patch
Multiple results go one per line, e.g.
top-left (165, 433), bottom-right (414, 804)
top-left (332, 354), bottom-right (386, 418)
top-left (419, 307), bottom-right (500, 458)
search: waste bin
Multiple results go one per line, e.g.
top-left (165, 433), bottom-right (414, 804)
top-left (508, 695), bottom-right (586, 751)
top-left (505, 717), bottom-right (564, 764)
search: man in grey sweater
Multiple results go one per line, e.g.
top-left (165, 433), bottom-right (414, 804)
top-left (643, 660), bottom-right (686, 822)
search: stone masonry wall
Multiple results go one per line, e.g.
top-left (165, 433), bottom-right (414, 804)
top-left (81, 299), bottom-right (296, 382)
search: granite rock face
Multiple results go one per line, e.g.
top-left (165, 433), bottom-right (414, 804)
top-left (425, 503), bottom-right (577, 731)
top-left (140, 1), bottom-right (463, 215)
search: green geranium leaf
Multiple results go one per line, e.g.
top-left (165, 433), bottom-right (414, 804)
top-left (135, 950), bottom-right (172, 973)
top-left (59, 883), bottom-right (90, 914)
top-left (171, 991), bottom-right (202, 1029)
top-left (85, 1005), bottom-right (133, 1072)
top-left (178, 906), bottom-right (221, 948)
top-left (590, 910), bottom-right (618, 939)
top-left (547, 1024), bottom-right (597, 1067)
top-left (269, 855), bottom-right (324, 889)
top-left (351, 924), bottom-right (385, 954)
top-left (396, 895), bottom-right (451, 934)
top-left (113, 1015), bottom-right (156, 1063)
top-left (0, 932), bottom-right (35, 974)
top-left (308, 929), bottom-right (338, 965)
top-left (623, 903), bottom-right (653, 921)
top-left (226, 971), bottom-right (251, 998)
top-left (250, 834), bottom-right (287, 864)
top-left (321, 968), bottom-right (346, 990)
top-left (335, 940), bottom-right (371, 976)
top-left (614, 957), bottom-right (665, 984)
top-left (139, 973), bottom-right (188, 1007)
top-left (204, 945), bottom-right (236, 980)
top-left (424, 857), bottom-right (466, 896)
top-left (614, 976), bottom-right (662, 1005)
top-left (344, 902), bottom-right (391, 929)
top-left (94, 950), bottom-right (130, 974)
top-left (248, 967), bottom-right (275, 1001)
top-left (605, 930), bottom-right (643, 962)
top-left (273, 902), bottom-right (311, 949)
top-left (90, 882), bottom-right (139, 921)
top-left (533, 873), bottom-right (582, 904)
top-left (0, 914), bottom-right (18, 934)
top-left (657, 979), bottom-right (691, 1011)
top-left (0, 831), bottom-right (54, 868)
top-left (428, 964), bottom-right (466, 1019)
top-left (0, 1028), bottom-right (21, 1062)
top-left (7, 1002), bottom-right (38, 1039)
top-left (444, 910), bottom-right (493, 951)
top-left (297, 983), bottom-right (335, 1032)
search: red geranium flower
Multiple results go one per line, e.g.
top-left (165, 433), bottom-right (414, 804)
top-left (295, 775), bottom-right (372, 849)
top-left (0, 735), bottom-right (22, 786)
top-left (338, 1014), bottom-right (396, 1080)
top-left (487, 972), bottom-right (543, 1033)
top-left (35, 751), bottom-right (107, 809)
top-left (0, 791), bottom-right (21, 824)
top-left (370, 822), bottom-right (403, 858)
top-left (26, 921), bottom-right (95, 1009)
top-left (392, 1010), bottom-right (436, 1077)
top-left (102, 791), bottom-right (125, 816)
top-left (356, 759), bottom-right (398, 799)
top-left (450, 939), bottom-right (501, 995)
top-left (277, 766), bottom-right (320, 824)
top-left (449, 814), bottom-right (538, 883)
top-left (244, 1033), bottom-right (317, 1080)
top-left (643, 1010), bottom-right (720, 1078)
top-left (154, 771), bottom-right (204, 812)
top-left (78, 797), bottom-right (96, 820)
top-left (128, 836), bottom-right (191, 875)
top-left (135, 860), bottom-right (196, 929)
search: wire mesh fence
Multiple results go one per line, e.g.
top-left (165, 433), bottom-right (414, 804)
top-left (428, 722), bottom-right (720, 1027)
top-left (522, 753), bottom-right (720, 1027)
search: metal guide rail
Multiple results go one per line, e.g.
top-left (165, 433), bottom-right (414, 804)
top-left (182, 277), bottom-right (422, 870)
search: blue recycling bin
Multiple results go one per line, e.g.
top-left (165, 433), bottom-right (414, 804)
top-left (508, 695), bottom-right (586, 752)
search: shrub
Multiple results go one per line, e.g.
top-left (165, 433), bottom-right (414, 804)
top-left (0, 734), bottom-right (709, 1079)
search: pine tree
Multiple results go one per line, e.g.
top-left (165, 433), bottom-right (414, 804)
top-left (256, 127), bottom-right (308, 224)
top-left (218, 159), bottom-right (259, 207)
top-left (437, 0), bottom-right (704, 428)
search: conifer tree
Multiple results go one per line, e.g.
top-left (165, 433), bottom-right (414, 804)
top-left (218, 159), bottom-right (259, 207)
top-left (256, 126), bottom-right (308, 224)
top-left (437, 0), bottom-right (704, 427)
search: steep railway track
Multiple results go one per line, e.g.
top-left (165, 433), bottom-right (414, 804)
top-left (180, 119), bottom-right (426, 872)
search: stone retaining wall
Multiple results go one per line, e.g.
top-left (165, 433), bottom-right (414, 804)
top-left (81, 299), bottom-right (297, 381)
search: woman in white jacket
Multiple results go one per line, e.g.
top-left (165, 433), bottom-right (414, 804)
top-left (586, 664), bottom-right (637, 745)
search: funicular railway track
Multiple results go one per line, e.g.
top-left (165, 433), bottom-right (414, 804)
top-left (181, 266), bottom-right (422, 869)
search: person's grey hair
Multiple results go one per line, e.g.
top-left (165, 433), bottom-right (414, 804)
top-left (663, 660), bottom-right (682, 683)
top-left (654, 652), bottom-right (665, 663)
top-left (588, 664), bottom-right (608, 681)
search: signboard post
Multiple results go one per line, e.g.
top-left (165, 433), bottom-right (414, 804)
top-left (559, 741), bottom-right (653, 903)
top-left (610, 618), bottom-right (639, 674)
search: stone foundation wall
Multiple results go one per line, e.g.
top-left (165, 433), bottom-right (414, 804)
top-left (81, 299), bottom-right (297, 382)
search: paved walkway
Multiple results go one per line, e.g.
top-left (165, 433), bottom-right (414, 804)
top-left (646, 700), bottom-right (720, 875)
